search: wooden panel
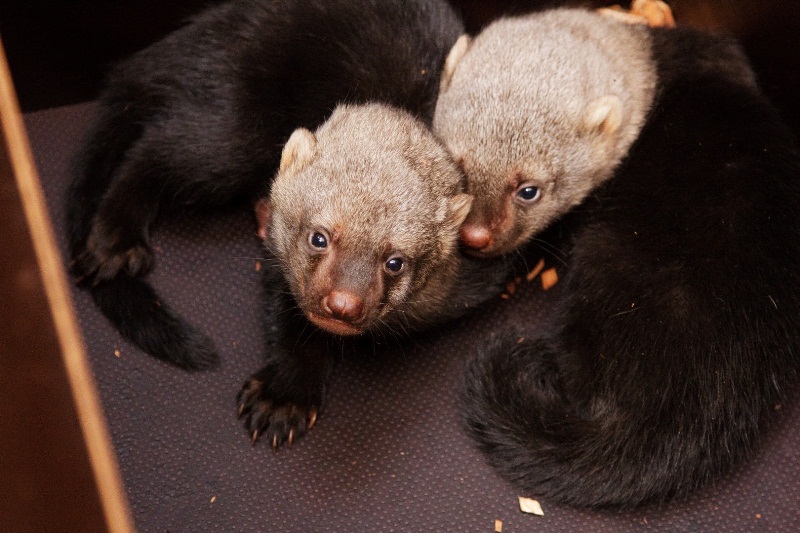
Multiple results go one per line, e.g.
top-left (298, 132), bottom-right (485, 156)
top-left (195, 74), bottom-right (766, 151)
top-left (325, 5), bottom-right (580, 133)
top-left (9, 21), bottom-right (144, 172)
top-left (0, 38), bottom-right (135, 533)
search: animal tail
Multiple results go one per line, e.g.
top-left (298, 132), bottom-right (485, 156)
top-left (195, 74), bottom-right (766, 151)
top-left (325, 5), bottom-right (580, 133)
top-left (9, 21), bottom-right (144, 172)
top-left (461, 335), bottom-right (744, 508)
top-left (65, 85), bottom-right (217, 369)
top-left (89, 274), bottom-right (219, 370)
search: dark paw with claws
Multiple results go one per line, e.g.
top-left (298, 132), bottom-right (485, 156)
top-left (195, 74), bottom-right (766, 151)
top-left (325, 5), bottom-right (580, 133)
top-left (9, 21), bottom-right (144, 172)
top-left (237, 369), bottom-right (322, 451)
top-left (72, 224), bottom-right (153, 285)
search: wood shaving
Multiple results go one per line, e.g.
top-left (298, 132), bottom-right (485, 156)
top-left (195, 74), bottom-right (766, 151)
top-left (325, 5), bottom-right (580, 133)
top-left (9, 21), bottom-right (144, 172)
top-left (519, 496), bottom-right (544, 516)
top-left (494, 519), bottom-right (503, 532)
top-left (255, 261), bottom-right (262, 272)
top-left (631, 0), bottom-right (676, 28)
top-left (506, 280), bottom-right (517, 295)
top-left (598, 0), bottom-right (675, 28)
top-left (541, 268), bottom-right (558, 290)
top-left (525, 258), bottom-right (546, 282)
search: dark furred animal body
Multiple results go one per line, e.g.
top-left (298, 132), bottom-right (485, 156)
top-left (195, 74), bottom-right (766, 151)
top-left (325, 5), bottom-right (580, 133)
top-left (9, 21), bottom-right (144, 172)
top-left (67, 0), bottom-right (465, 370)
top-left (461, 19), bottom-right (800, 508)
top-left (238, 104), bottom-right (514, 449)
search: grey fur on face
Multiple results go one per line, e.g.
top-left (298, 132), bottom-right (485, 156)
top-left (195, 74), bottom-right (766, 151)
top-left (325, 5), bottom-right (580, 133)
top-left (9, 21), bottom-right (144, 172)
top-left (269, 103), bottom-right (473, 333)
top-left (434, 9), bottom-right (658, 256)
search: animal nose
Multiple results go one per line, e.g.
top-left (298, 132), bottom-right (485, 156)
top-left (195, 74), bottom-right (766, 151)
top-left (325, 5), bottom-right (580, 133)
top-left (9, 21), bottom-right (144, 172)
top-left (322, 290), bottom-right (364, 323)
top-left (460, 224), bottom-right (493, 250)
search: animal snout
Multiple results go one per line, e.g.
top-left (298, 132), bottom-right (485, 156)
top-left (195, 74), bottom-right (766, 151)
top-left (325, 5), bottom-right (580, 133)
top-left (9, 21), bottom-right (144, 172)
top-left (460, 224), bottom-right (494, 251)
top-left (322, 290), bottom-right (365, 323)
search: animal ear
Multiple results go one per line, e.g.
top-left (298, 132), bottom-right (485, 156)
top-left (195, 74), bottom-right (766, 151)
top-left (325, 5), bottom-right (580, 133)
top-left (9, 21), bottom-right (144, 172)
top-left (440, 35), bottom-right (472, 92)
top-left (254, 197), bottom-right (272, 241)
top-left (446, 193), bottom-right (474, 228)
top-left (279, 128), bottom-right (317, 173)
top-left (581, 95), bottom-right (623, 137)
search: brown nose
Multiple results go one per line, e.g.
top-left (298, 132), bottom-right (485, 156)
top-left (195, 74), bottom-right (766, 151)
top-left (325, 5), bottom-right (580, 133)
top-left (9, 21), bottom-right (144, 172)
top-left (322, 291), bottom-right (364, 323)
top-left (460, 224), bottom-right (493, 251)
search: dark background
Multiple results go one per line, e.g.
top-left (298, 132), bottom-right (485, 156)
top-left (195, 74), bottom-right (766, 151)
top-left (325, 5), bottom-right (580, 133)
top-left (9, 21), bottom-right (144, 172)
top-left (1, 0), bottom-right (799, 135)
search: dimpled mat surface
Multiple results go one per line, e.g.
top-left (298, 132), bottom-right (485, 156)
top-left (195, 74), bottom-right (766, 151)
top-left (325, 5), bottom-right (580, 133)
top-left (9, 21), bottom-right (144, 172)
top-left (25, 102), bottom-right (800, 532)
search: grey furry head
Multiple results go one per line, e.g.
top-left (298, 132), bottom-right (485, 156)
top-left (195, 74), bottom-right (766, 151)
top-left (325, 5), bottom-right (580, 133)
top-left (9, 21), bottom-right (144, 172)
top-left (267, 103), bottom-right (472, 335)
top-left (434, 9), bottom-right (657, 256)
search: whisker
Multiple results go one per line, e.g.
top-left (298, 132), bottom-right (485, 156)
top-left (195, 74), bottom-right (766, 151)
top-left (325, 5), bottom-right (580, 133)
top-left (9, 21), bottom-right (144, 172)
top-left (530, 237), bottom-right (568, 265)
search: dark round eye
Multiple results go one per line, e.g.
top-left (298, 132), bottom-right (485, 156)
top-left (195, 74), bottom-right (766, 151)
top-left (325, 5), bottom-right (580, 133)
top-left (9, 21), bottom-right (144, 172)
top-left (385, 256), bottom-right (404, 274)
top-left (516, 185), bottom-right (541, 203)
top-left (309, 231), bottom-right (328, 249)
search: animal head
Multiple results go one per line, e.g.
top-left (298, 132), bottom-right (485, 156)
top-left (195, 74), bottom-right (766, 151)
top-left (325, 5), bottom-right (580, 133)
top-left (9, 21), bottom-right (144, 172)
top-left (263, 103), bottom-right (471, 336)
top-left (434, 9), bottom-right (656, 257)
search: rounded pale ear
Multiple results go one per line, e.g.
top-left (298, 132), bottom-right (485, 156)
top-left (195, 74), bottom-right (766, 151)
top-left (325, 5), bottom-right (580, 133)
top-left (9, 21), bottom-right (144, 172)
top-left (254, 197), bottom-right (272, 241)
top-left (447, 193), bottom-right (474, 228)
top-left (440, 35), bottom-right (472, 93)
top-left (581, 95), bottom-right (623, 137)
top-left (279, 128), bottom-right (317, 173)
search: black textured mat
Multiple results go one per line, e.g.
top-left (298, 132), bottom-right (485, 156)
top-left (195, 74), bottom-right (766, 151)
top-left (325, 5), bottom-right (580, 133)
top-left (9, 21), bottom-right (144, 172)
top-left (26, 102), bottom-right (800, 532)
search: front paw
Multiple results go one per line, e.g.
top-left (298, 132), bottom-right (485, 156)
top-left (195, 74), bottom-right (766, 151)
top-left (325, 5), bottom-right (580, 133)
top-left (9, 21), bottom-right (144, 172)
top-left (237, 369), bottom-right (321, 450)
top-left (72, 224), bottom-right (153, 285)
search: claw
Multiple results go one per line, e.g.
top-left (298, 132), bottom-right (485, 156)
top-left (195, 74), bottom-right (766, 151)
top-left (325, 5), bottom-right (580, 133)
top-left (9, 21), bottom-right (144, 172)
top-left (251, 429), bottom-right (259, 446)
top-left (238, 403), bottom-right (245, 418)
top-left (308, 409), bottom-right (318, 430)
top-left (288, 429), bottom-right (294, 448)
top-left (272, 434), bottom-right (279, 452)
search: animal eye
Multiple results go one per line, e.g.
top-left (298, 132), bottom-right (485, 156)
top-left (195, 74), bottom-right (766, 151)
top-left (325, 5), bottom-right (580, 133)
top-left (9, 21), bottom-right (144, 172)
top-left (385, 256), bottom-right (405, 275)
top-left (309, 231), bottom-right (328, 250)
top-left (516, 184), bottom-right (541, 203)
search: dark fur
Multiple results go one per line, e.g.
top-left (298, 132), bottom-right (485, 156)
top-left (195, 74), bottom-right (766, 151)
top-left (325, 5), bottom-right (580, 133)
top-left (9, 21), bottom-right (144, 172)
top-left (462, 26), bottom-right (800, 508)
top-left (67, 0), bottom-right (464, 370)
top-left (238, 247), bottom-right (513, 448)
